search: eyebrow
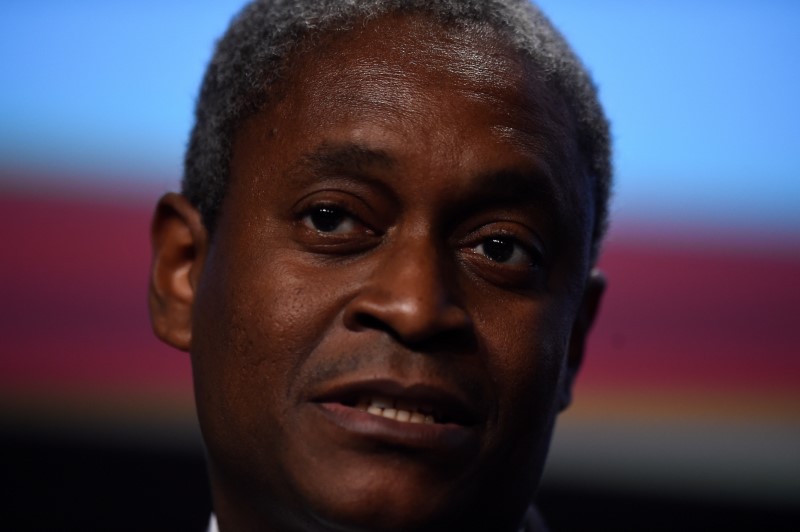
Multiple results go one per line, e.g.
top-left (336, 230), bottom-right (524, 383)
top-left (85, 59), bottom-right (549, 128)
top-left (292, 142), bottom-right (395, 181)
top-left (292, 142), bottom-right (556, 196)
top-left (472, 168), bottom-right (561, 207)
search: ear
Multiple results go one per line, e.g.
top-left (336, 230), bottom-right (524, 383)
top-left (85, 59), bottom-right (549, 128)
top-left (148, 192), bottom-right (208, 351)
top-left (558, 269), bottom-right (606, 411)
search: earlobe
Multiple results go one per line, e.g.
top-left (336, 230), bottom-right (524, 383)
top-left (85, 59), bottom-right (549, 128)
top-left (148, 192), bottom-right (208, 351)
top-left (559, 269), bottom-right (606, 411)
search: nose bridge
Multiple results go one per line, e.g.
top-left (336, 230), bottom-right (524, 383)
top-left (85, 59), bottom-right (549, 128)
top-left (384, 232), bottom-right (444, 309)
top-left (345, 230), bottom-right (470, 343)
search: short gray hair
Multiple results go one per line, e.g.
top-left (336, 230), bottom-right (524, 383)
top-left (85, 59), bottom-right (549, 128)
top-left (183, 0), bottom-right (612, 254)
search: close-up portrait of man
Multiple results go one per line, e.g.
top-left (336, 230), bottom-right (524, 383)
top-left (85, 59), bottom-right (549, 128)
top-left (148, 0), bottom-right (611, 530)
top-left (5, 1), bottom-right (800, 531)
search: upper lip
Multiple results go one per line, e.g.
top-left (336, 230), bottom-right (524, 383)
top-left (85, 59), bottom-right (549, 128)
top-left (309, 377), bottom-right (483, 427)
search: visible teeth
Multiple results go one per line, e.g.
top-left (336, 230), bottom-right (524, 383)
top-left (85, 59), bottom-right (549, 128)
top-left (358, 396), bottom-right (440, 424)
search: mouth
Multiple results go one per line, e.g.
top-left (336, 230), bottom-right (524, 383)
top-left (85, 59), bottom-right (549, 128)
top-left (313, 380), bottom-right (479, 427)
top-left (309, 379), bottom-right (482, 451)
top-left (340, 395), bottom-right (449, 425)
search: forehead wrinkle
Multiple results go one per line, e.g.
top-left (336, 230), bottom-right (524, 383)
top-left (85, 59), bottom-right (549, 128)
top-left (428, 28), bottom-right (533, 100)
top-left (372, 14), bottom-right (527, 92)
top-left (295, 17), bottom-right (529, 121)
top-left (307, 64), bottom-right (439, 127)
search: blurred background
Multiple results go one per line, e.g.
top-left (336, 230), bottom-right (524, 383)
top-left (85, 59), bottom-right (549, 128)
top-left (1, 1), bottom-right (798, 530)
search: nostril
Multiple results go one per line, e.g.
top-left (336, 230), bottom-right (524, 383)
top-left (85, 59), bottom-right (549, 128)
top-left (350, 312), bottom-right (396, 336)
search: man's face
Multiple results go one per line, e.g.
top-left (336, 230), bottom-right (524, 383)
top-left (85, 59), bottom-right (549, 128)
top-left (159, 14), bottom-right (601, 532)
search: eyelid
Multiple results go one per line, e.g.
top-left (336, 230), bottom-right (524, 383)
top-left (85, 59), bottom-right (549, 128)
top-left (293, 189), bottom-right (366, 222)
top-left (291, 184), bottom-right (385, 221)
top-left (463, 223), bottom-right (546, 265)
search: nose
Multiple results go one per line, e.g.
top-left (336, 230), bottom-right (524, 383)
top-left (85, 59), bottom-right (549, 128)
top-left (343, 235), bottom-right (472, 345)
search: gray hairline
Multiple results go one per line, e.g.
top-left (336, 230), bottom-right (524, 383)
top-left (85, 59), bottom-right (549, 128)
top-left (182, 0), bottom-right (612, 260)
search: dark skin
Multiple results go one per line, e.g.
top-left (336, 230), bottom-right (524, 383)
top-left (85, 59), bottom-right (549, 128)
top-left (150, 13), bottom-right (604, 532)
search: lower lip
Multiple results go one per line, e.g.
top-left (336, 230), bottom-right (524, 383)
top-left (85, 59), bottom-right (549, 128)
top-left (314, 402), bottom-right (479, 454)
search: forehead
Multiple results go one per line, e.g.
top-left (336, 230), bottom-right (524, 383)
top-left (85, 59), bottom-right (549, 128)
top-left (294, 15), bottom-right (531, 106)
top-left (281, 14), bottom-right (572, 142)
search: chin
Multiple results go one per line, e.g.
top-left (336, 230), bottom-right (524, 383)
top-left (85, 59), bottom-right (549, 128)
top-left (296, 462), bottom-right (459, 530)
top-left (295, 455), bottom-right (535, 532)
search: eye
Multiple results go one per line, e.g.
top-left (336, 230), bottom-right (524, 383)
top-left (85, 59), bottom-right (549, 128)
top-left (473, 236), bottom-right (534, 266)
top-left (460, 225), bottom-right (547, 291)
top-left (301, 205), bottom-right (358, 234)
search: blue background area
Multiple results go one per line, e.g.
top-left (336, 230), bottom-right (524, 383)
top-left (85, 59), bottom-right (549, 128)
top-left (1, 0), bottom-right (798, 232)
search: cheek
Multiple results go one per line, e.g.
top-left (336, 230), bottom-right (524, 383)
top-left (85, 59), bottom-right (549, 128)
top-left (477, 295), bottom-right (572, 429)
top-left (468, 294), bottom-right (574, 494)
top-left (192, 231), bottom-right (368, 417)
top-left (195, 256), bottom-right (335, 388)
